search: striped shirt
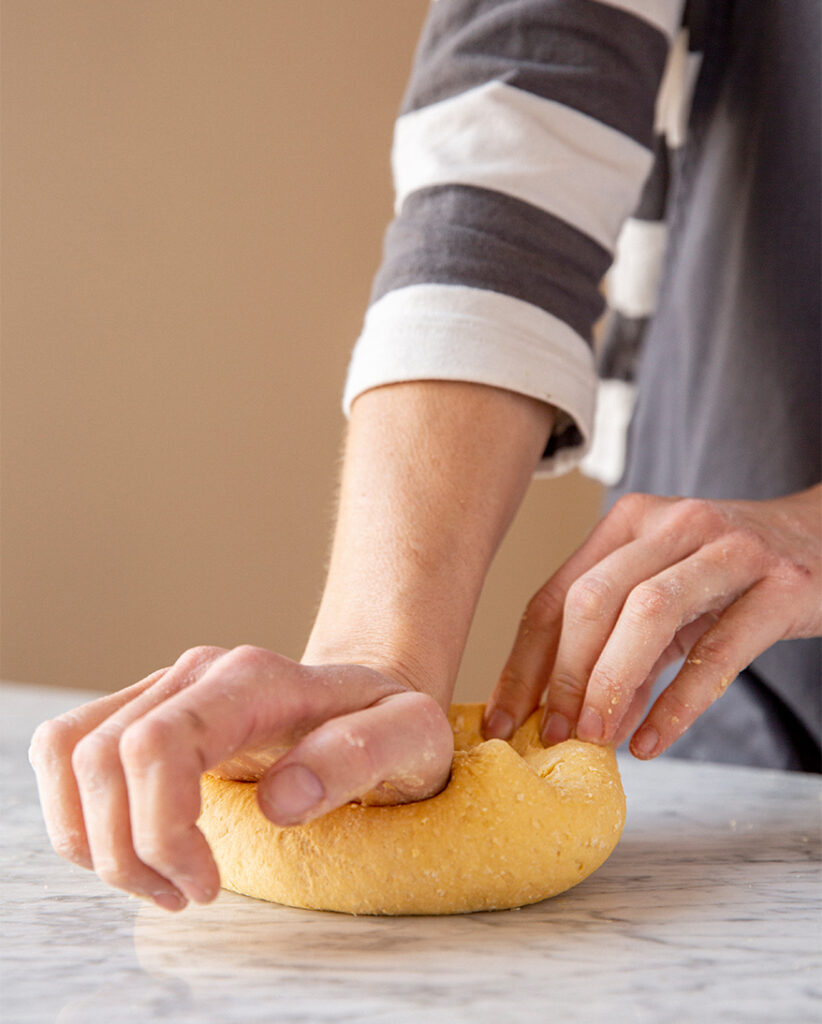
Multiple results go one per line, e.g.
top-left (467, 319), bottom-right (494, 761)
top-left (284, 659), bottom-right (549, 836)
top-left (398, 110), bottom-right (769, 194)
top-left (342, 0), bottom-right (821, 769)
top-left (344, 0), bottom-right (701, 478)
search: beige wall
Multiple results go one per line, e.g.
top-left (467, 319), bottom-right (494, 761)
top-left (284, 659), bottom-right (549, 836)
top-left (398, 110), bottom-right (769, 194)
top-left (1, 1), bottom-right (603, 701)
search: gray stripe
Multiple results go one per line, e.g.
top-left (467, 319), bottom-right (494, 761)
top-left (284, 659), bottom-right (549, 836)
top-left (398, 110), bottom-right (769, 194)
top-left (633, 134), bottom-right (671, 221)
top-left (543, 418), bottom-right (584, 460)
top-left (401, 0), bottom-right (670, 149)
top-left (370, 184), bottom-right (611, 342)
top-left (683, 0), bottom-right (709, 51)
top-left (597, 311), bottom-right (647, 381)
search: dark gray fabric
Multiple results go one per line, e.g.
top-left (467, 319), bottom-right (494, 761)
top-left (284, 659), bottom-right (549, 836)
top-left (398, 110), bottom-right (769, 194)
top-left (399, 0), bottom-right (668, 147)
top-left (633, 134), bottom-right (671, 222)
top-left (598, 314), bottom-right (647, 382)
top-left (370, 184), bottom-right (610, 337)
top-left (682, 0), bottom-right (710, 51)
top-left (612, 0), bottom-right (821, 769)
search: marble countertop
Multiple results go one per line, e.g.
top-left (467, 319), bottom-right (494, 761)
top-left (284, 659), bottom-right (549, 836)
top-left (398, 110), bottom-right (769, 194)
top-left (2, 682), bottom-right (820, 1024)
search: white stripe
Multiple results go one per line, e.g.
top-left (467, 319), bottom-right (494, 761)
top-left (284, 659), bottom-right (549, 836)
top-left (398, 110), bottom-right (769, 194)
top-left (392, 80), bottom-right (654, 253)
top-left (596, 0), bottom-right (685, 40)
top-left (580, 378), bottom-right (638, 486)
top-left (343, 283), bottom-right (597, 478)
top-left (654, 28), bottom-right (703, 147)
top-left (607, 217), bottom-right (669, 318)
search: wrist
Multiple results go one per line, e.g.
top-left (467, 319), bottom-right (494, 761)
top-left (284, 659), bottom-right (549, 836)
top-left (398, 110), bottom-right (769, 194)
top-left (301, 631), bottom-right (451, 708)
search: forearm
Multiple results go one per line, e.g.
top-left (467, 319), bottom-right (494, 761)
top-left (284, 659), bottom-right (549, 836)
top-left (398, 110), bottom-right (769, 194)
top-left (302, 380), bottom-right (554, 708)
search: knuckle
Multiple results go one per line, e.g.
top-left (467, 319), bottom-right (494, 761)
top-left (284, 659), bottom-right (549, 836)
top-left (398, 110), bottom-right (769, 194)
top-left (549, 671), bottom-right (586, 707)
top-left (94, 861), bottom-right (133, 892)
top-left (566, 574), bottom-right (614, 623)
top-left (51, 831), bottom-right (90, 865)
top-left (174, 645), bottom-right (224, 674)
top-left (660, 687), bottom-right (696, 725)
top-left (675, 497), bottom-right (725, 533)
top-left (227, 643), bottom-right (266, 670)
top-left (725, 526), bottom-right (769, 562)
top-left (131, 833), bottom-right (175, 873)
top-left (496, 670), bottom-right (539, 703)
top-left (524, 585), bottom-right (564, 628)
top-left (690, 630), bottom-right (729, 669)
top-left (625, 582), bottom-right (669, 621)
top-left (403, 695), bottom-right (455, 783)
top-left (119, 716), bottom-right (173, 768)
top-left (613, 492), bottom-right (646, 522)
top-left (589, 665), bottom-right (624, 705)
top-left (29, 716), bottom-right (82, 768)
top-left (589, 673), bottom-right (631, 734)
top-left (71, 732), bottom-right (119, 788)
top-left (402, 689), bottom-right (444, 727)
top-left (772, 555), bottom-right (814, 588)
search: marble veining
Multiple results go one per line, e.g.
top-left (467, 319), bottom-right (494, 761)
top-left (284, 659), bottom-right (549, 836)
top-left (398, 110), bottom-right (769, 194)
top-left (2, 682), bottom-right (820, 1023)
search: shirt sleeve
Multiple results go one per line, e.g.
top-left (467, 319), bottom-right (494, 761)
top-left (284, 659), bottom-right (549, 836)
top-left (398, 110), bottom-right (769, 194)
top-left (342, 0), bottom-right (685, 476)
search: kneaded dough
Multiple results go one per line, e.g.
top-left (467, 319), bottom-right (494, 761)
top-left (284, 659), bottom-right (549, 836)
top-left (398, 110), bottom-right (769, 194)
top-left (197, 703), bottom-right (625, 915)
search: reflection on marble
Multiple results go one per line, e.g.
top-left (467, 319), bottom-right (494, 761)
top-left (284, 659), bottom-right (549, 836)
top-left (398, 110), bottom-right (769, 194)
top-left (2, 682), bottom-right (820, 1023)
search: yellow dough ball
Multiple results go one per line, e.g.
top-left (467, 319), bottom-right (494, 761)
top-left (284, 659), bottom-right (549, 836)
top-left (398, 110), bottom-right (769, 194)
top-left (197, 703), bottom-right (625, 915)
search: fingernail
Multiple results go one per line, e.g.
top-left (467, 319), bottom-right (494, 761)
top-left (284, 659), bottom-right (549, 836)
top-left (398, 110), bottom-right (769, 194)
top-left (484, 709), bottom-right (514, 740)
top-left (631, 726), bottom-right (659, 758)
top-left (152, 891), bottom-right (187, 912)
top-left (262, 764), bottom-right (325, 825)
top-left (576, 707), bottom-right (604, 742)
top-left (179, 880), bottom-right (215, 904)
top-left (541, 712), bottom-right (571, 745)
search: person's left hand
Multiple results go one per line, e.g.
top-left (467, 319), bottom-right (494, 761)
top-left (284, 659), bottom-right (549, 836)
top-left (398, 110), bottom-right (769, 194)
top-left (482, 485), bottom-right (822, 759)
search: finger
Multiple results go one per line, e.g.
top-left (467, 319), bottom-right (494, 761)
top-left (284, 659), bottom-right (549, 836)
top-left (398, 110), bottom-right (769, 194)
top-left (120, 649), bottom-right (406, 902)
top-left (612, 675), bottom-right (657, 749)
top-left (28, 668), bottom-right (168, 870)
top-left (69, 646), bottom-right (226, 905)
top-left (629, 582), bottom-right (787, 758)
top-left (611, 614), bottom-right (717, 747)
top-left (577, 539), bottom-right (764, 744)
top-left (485, 496), bottom-right (645, 740)
top-left (257, 690), bottom-right (454, 826)
top-left (71, 728), bottom-right (188, 910)
top-left (540, 528), bottom-right (713, 745)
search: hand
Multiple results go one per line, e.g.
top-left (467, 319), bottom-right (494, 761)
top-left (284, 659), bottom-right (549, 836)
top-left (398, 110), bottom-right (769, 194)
top-left (483, 486), bottom-right (822, 759)
top-left (29, 646), bottom-right (453, 911)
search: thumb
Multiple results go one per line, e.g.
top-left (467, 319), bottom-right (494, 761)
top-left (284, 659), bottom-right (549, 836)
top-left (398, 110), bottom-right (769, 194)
top-left (256, 690), bottom-right (453, 826)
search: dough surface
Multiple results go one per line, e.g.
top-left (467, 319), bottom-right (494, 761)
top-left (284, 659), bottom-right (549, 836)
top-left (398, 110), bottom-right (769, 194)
top-left (197, 703), bottom-right (625, 915)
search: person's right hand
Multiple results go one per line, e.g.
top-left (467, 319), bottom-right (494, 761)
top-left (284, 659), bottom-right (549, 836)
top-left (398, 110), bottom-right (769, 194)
top-left (28, 646), bottom-right (454, 912)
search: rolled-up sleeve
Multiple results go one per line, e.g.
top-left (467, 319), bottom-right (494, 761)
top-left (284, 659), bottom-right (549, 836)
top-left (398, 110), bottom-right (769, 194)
top-left (343, 0), bottom-right (684, 476)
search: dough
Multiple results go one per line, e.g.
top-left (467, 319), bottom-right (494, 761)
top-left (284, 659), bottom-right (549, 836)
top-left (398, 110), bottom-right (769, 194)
top-left (197, 703), bottom-right (625, 915)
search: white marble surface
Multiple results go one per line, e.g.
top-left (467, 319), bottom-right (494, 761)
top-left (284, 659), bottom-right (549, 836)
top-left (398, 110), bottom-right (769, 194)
top-left (2, 681), bottom-right (820, 1024)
